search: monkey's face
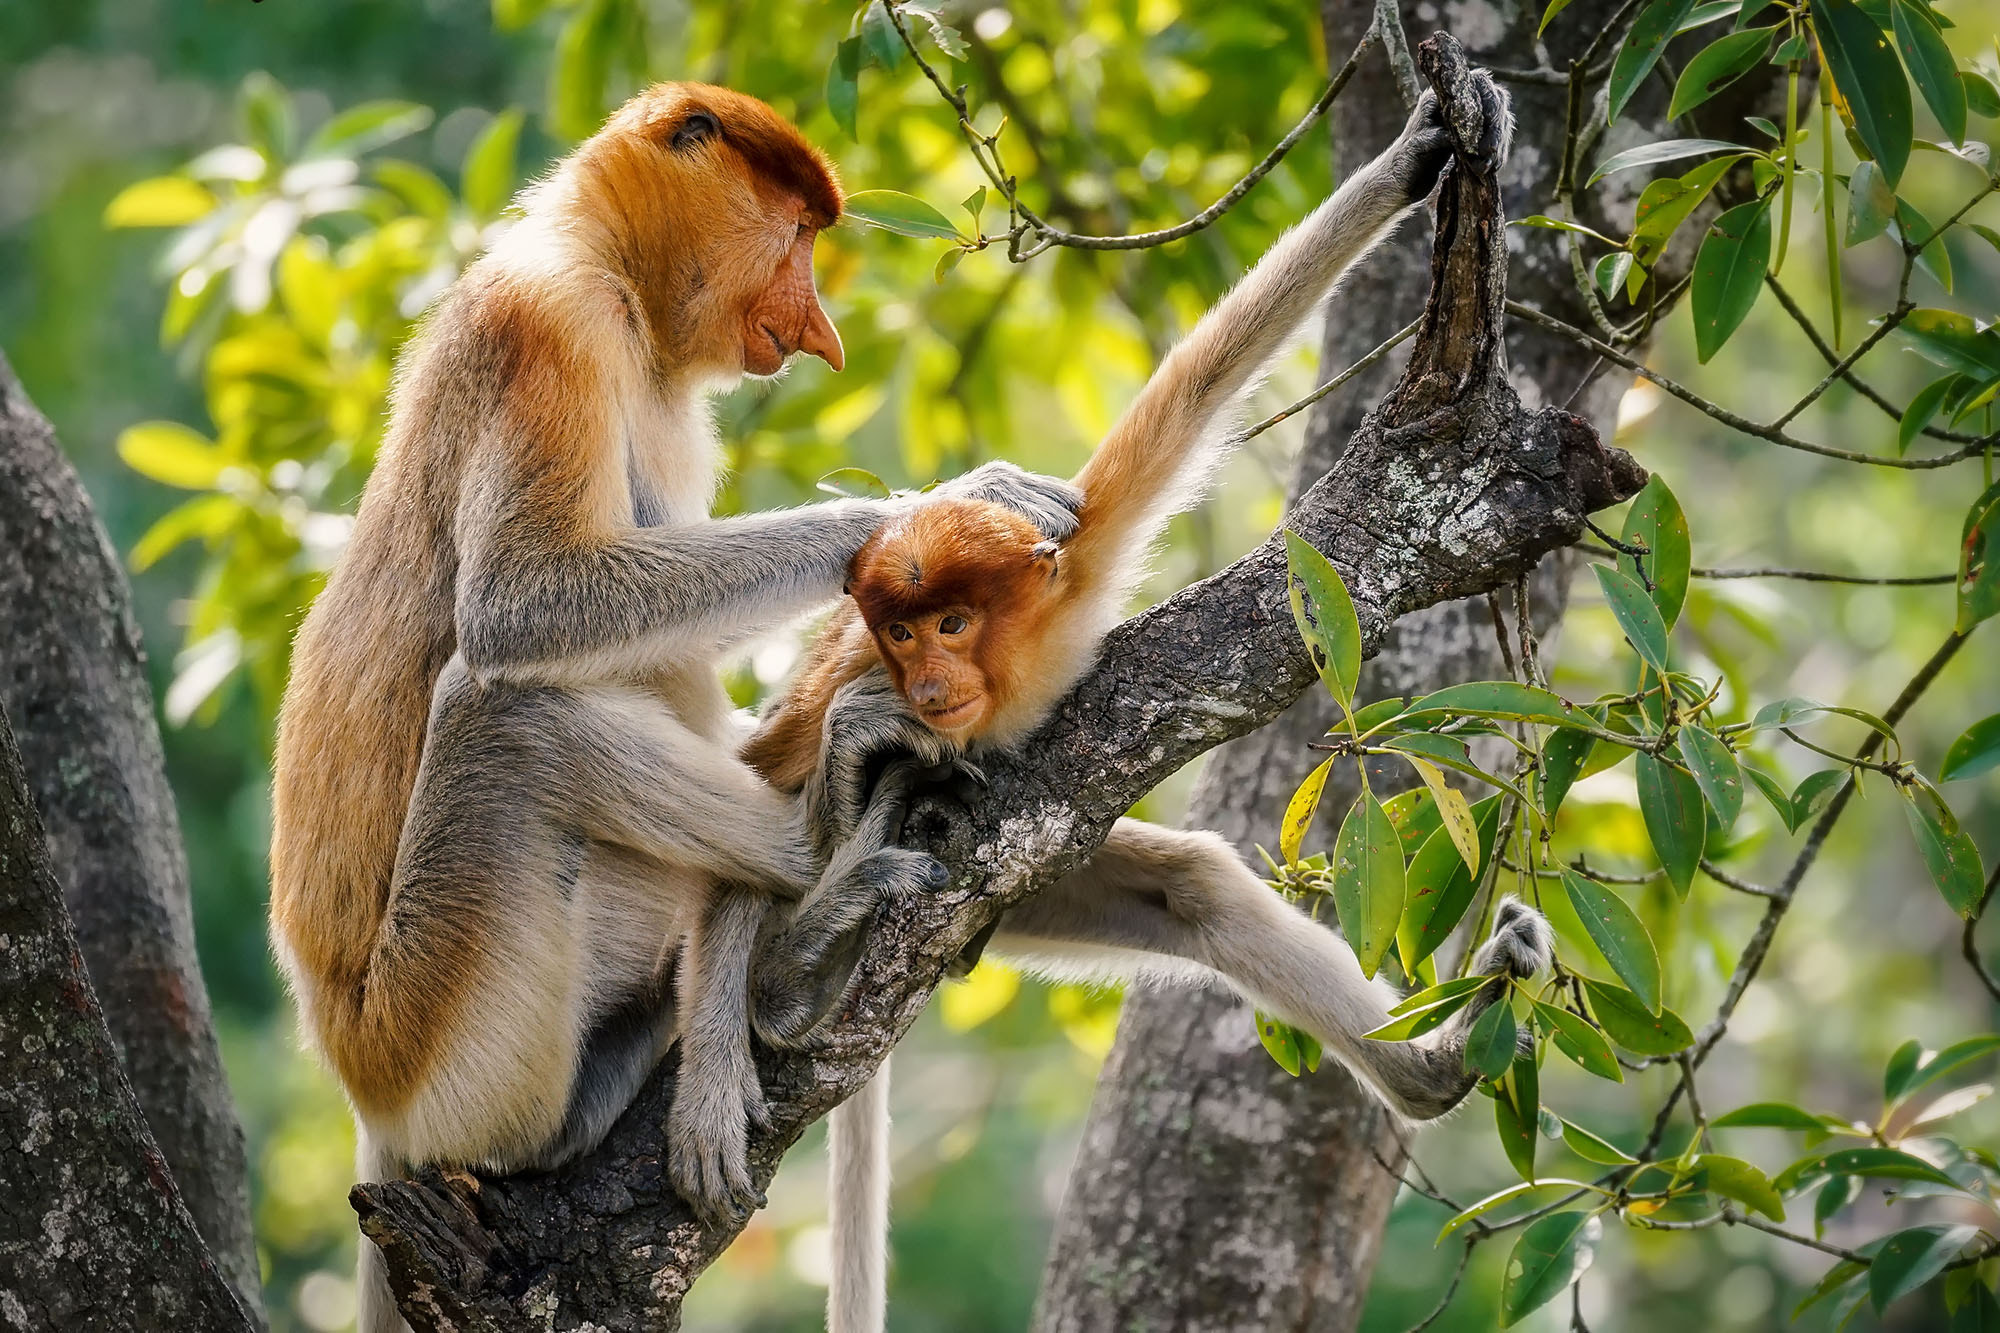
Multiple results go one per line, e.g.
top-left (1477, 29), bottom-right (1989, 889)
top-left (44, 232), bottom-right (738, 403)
top-left (735, 220), bottom-right (843, 377)
top-left (876, 609), bottom-right (993, 741)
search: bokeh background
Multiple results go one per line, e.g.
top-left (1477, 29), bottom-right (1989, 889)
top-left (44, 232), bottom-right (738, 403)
top-left (2, 0), bottom-right (1996, 1329)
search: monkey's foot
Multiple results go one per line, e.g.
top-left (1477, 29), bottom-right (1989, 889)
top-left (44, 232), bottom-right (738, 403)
top-left (667, 1071), bottom-right (766, 1226)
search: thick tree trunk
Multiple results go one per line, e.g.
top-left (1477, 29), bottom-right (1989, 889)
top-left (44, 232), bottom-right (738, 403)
top-left (0, 704), bottom-right (254, 1333)
top-left (1032, 0), bottom-right (1798, 1326)
top-left (353, 36), bottom-right (1643, 1331)
top-left (0, 353), bottom-right (264, 1322)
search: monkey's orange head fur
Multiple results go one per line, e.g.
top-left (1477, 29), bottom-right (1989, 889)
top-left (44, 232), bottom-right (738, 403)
top-left (847, 499), bottom-right (1060, 743)
top-left (573, 83), bottom-right (846, 380)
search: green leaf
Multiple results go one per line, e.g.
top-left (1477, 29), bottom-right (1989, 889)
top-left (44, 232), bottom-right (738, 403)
top-left (1892, 200), bottom-right (1953, 292)
top-left (1618, 475), bottom-right (1691, 628)
top-left (1563, 869), bottom-right (1664, 1013)
top-left (1629, 154), bottom-right (1743, 267)
top-left (1284, 530), bottom-right (1364, 708)
top-left (1541, 727), bottom-right (1595, 818)
top-left (550, 0), bottom-right (621, 143)
top-left (129, 494), bottom-right (239, 572)
top-left (1691, 196), bottom-right (1774, 362)
top-left (1933, 703), bottom-right (1999, 781)
top-left (1669, 29), bottom-right (1774, 118)
top-left (1406, 757), bottom-right (1481, 877)
top-left (1365, 979), bottom-right (1489, 1041)
top-left (1812, 0), bottom-right (1916, 186)
top-left (1897, 1035), bottom-right (2000, 1101)
top-left (304, 99), bottom-right (433, 158)
top-left (1587, 136), bottom-right (1745, 185)
top-left (1637, 753), bottom-right (1707, 896)
top-left (103, 176), bottom-right (218, 228)
top-left (1465, 996), bottom-right (1520, 1080)
top-left (1398, 798), bottom-right (1504, 969)
top-left (1886, 1037), bottom-right (1926, 1101)
top-left (1388, 975), bottom-right (1496, 1016)
top-left (1501, 1213), bottom-right (1599, 1326)
top-left (237, 70), bottom-right (297, 159)
top-left (1955, 1285), bottom-right (2000, 1332)
top-left (1409, 681), bottom-right (1577, 726)
top-left (1899, 374), bottom-right (1961, 453)
top-left (1495, 1045), bottom-right (1541, 1180)
top-left (371, 159), bottom-right (453, 220)
top-left (1786, 1146), bottom-right (1965, 1190)
top-left (1681, 725), bottom-right (1744, 829)
top-left (1890, 0), bottom-right (1966, 144)
top-left (1540, 0), bottom-right (1574, 34)
top-left (1281, 757), bottom-right (1335, 865)
top-left (1903, 311), bottom-right (2000, 380)
top-left (1714, 1101), bottom-right (1841, 1131)
top-left (1561, 1116), bottom-right (1636, 1162)
top-left (1959, 481), bottom-right (2000, 631)
top-left (961, 186), bottom-right (987, 231)
top-left (461, 108), bottom-right (525, 221)
top-left (117, 422), bottom-right (226, 490)
top-left (1332, 793), bottom-right (1405, 978)
top-left (1697, 1154), bottom-right (1787, 1220)
top-left (825, 37), bottom-right (862, 139)
top-left (1535, 1002), bottom-right (1625, 1082)
top-left (1815, 1174), bottom-right (1862, 1236)
top-left (1791, 768), bottom-right (1847, 825)
top-left (1870, 1225), bottom-right (1982, 1312)
top-left (1438, 1179), bottom-right (1599, 1242)
top-left (1594, 250), bottom-right (1636, 300)
top-left (861, 0), bottom-right (905, 71)
top-left (1902, 785), bottom-right (1986, 916)
top-left (1964, 72), bottom-right (2000, 119)
top-left (1609, 0), bottom-right (1702, 123)
top-left (1742, 764), bottom-right (1799, 830)
top-left (1383, 786), bottom-right (1443, 855)
top-left (1845, 158), bottom-right (1897, 245)
top-left (843, 189), bottom-right (965, 241)
top-left (1584, 977), bottom-right (1694, 1055)
top-left (1256, 1011), bottom-right (1305, 1076)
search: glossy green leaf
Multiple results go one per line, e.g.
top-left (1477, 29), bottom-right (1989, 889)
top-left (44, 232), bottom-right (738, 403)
top-left (1815, 1174), bottom-right (1863, 1236)
top-left (1540, 727), bottom-right (1595, 818)
top-left (1896, 1035), bottom-right (2000, 1102)
top-left (1609, 0), bottom-right (1701, 123)
top-left (1280, 757), bottom-right (1334, 866)
top-left (1285, 529), bottom-right (1363, 707)
top-left (1629, 154), bottom-right (1743, 267)
top-left (1886, 1037), bottom-right (1926, 1101)
top-left (1742, 764), bottom-right (1798, 830)
top-left (1681, 725), bottom-right (1745, 829)
top-left (1713, 1101), bottom-right (1841, 1131)
top-left (1383, 786), bottom-right (1443, 855)
top-left (1409, 681), bottom-right (1577, 726)
top-left (1388, 974), bottom-right (1496, 1017)
top-left (1535, 1001), bottom-right (1625, 1081)
top-left (1364, 979), bottom-right (1488, 1041)
top-left (1594, 250), bottom-right (1635, 300)
top-left (1594, 563), bottom-right (1672, 672)
top-left (1398, 798), bottom-right (1504, 969)
top-left (1438, 1180), bottom-right (1599, 1242)
top-left (1845, 159), bottom-right (1897, 245)
top-left (130, 494), bottom-right (239, 572)
top-left (1561, 1116), bottom-right (1636, 1162)
top-left (1669, 29), bottom-right (1773, 118)
top-left (1466, 996), bottom-right (1519, 1080)
top-left (1584, 977), bottom-right (1693, 1055)
top-left (1587, 136), bottom-right (1744, 185)
top-left (1870, 1224), bottom-right (1981, 1312)
top-left (1791, 768), bottom-right (1848, 827)
top-left (1890, 0), bottom-right (1965, 144)
top-left (1958, 482), bottom-right (2000, 631)
top-left (1691, 197), bottom-right (1773, 362)
top-left (1332, 793), bottom-right (1405, 978)
top-left (1903, 785), bottom-right (1985, 916)
top-left (1540, 0), bottom-right (1574, 33)
top-left (1940, 715), bottom-right (2000, 782)
top-left (462, 107), bottom-right (525, 221)
top-left (825, 37), bottom-right (861, 139)
top-left (1812, 0), bottom-right (1916, 185)
top-left (1618, 475), bottom-right (1692, 628)
top-left (118, 422), bottom-right (227, 490)
top-left (1964, 72), bottom-right (2000, 119)
top-left (1697, 1154), bottom-right (1787, 1220)
top-left (1903, 310), bottom-right (2000, 380)
top-left (304, 99), bottom-right (433, 158)
top-left (1892, 200), bottom-right (1953, 292)
top-left (861, 0), bottom-right (905, 71)
top-left (1954, 1285), bottom-right (2000, 1331)
top-left (1256, 1011), bottom-right (1305, 1076)
top-left (1899, 374), bottom-right (1960, 453)
top-left (1637, 753), bottom-right (1706, 896)
top-left (843, 189), bottom-right (966, 241)
top-left (1784, 1146), bottom-right (1964, 1190)
top-left (1495, 1045), bottom-right (1541, 1180)
top-left (1563, 869), bottom-right (1663, 1011)
top-left (1501, 1212), bottom-right (1599, 1325)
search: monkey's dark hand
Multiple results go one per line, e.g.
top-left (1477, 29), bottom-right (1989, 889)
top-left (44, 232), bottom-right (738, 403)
top-left (1392, 70), bottom-right (1512, 204)
top-left (925, 459), bottom-right (1084, 544)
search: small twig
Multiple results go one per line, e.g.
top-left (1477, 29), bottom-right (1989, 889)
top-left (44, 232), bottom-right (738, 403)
top-left (1514, 574), bottom-right (1544, 690)
top-left (1694, 564), bottom-right (1956, 586)
top-left (1486, 589), bottom-right (1520, 680)
top-left (1403, 1239), bottom-right (1478, 1333)
top-left (1373, 0), bottom-right (1422, 108)
top-left (1698, 860), bottom-right (1780, 899)
top-left (1232, 319), bottom-right (1420, 444)
top-left (1964, 864), bottom-right (2000, 1004)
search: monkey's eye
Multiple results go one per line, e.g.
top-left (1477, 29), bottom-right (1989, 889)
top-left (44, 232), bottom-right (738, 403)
top-left (888, 623), bottom-right (913, 643)
top-left (671, 110), bottom-right (720, 151)
top-left (938, 615), bottom-right (967, 635)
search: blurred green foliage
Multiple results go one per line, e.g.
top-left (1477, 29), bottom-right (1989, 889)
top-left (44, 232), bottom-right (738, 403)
top-left (2, 0), bottom-right (1997, 1328)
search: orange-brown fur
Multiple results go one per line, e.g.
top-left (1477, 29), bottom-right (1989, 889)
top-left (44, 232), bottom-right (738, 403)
top-left (270, 83), bottom-right (841, 1130)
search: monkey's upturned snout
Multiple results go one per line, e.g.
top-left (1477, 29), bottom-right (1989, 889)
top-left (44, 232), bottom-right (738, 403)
top-left (908, 676), bottom-right (950, 707)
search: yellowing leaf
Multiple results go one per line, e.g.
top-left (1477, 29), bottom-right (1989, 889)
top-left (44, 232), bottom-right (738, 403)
top-left (104, 176), bottom-right (216, 228)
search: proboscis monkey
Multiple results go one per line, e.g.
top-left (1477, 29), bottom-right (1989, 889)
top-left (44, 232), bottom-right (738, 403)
top-left (267, 83), bottom-right (1080, 1333)
top-left (741, 74), bottom-right (1551, 1333)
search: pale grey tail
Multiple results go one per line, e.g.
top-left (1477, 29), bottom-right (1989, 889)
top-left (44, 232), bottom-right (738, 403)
top-left (356, 1128), bottom-right (413, 1333)
top-left (827, 1063), bottom-right (891, 1333)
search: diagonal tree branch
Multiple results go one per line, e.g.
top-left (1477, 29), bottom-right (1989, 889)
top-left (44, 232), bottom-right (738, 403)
top-left (352, 34), bottom-right (1644, 1332)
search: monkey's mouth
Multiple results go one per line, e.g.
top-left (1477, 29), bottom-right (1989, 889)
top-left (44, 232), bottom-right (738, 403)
top-left (921, 698), bottom-right (980, 726)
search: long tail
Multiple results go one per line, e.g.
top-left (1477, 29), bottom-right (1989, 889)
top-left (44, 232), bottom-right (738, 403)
top-left (1064, 117), bottom-right (1434, 594)
top-left (827, 1062), bottom-right (891, 1333)
top-left (356, 1128), bottom-right (413, 1333)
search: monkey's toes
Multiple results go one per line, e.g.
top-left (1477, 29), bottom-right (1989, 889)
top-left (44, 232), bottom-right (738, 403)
top-left (1475, 895), bottom-right (1554, 979)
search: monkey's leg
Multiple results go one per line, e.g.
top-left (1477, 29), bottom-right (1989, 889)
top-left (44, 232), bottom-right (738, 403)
top-left (666, 887), bottom-right (775, 1224)
top-left (990, 819), bottom-right (1550, 1121)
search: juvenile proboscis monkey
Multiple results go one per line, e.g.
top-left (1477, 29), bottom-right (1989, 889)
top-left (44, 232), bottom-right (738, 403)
top-left (267, 83), bottom-right (1081, 1333)
top-left (741, 73), bottom-right (1552, 1333)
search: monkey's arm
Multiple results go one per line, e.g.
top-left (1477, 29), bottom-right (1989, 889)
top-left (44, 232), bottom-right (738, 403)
top-left (1063, 84), bottom-right (1498, 586)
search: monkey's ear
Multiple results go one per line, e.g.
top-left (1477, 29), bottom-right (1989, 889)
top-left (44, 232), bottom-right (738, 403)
top-left (1031, 539), bottom-right (1062, 578)
top-left (670, 109), bottom-right (721, 152)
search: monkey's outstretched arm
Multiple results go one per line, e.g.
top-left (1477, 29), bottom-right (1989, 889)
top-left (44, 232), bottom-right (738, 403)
top-left (1063, 81), bottom-right (1505, 586)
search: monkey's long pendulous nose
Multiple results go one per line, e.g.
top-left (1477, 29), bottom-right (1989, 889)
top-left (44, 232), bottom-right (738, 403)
top-left (908, 676), bottom-right (948, 707)
top-left (799, 295), bottom-right (844, 371)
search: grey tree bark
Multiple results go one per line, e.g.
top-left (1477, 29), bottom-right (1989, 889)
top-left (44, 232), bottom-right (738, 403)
top-left (352, 37), bottom-right (1644, 1331)
top-left (0, 352), bottom-right (264, 1323)
top-left (0, 703), bottom-right (254, 1333)
top-left (1031, 0), bottom-right (1799, 1326)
